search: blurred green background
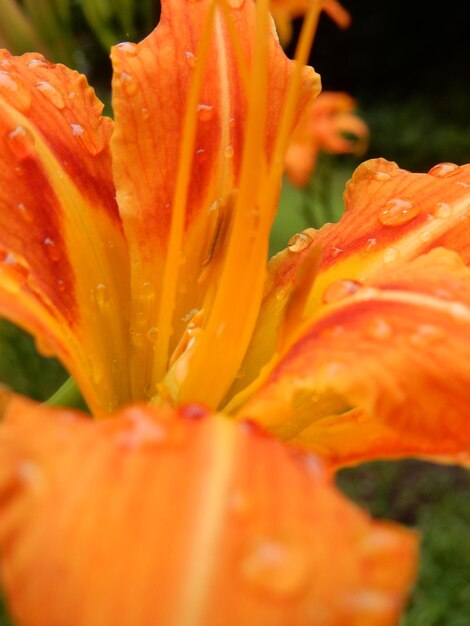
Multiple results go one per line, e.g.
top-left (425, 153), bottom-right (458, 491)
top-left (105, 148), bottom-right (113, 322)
top-left (0, 0), bottom-right (470, 624)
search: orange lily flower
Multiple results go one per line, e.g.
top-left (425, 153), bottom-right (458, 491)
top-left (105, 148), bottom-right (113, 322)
top-left (0, 0), bottom-right (469, 623)
top-left (284, 91), bottom-right (369, 188)
top-left (271, 0), bottom-right (351, 43)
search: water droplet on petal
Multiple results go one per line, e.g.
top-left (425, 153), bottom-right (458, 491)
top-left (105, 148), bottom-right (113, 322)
top-left (420, 230), bottom-right (432, 242)
top-left (141, 107), bottom-right (150, 120)
top-left (43, 237), bottom-right (60, 262)
top-left (383, 247), bottom-right (399, 263)
top-left (179, 403), bottom-right (208, 421)
top-left (36, 81), bottom-right (65, 109)
top-left (141, 281), bottom-right (155, 301)
top-left (373, 171), bottom-right (391, 182)
top-left (196, 148), bottom-right (207, 163)
top-left (0, 71), bottom-right (30, 110)
top-left (288, 232), bottom-right (312, 252)
top-left (16, 202), bottom-right (33, 223)
top-left (240, 537), bottom-right (310, 598)
top-left (366, 238), bottom-right (377, 250)
top-left (27, 57), bottom-right (48, 69)
top-left (184, 50), bottom-right (197, 68)
top-left (367, 318), bottom-right (392, 339)
top-left (410, 324), bottom-right (443, 347)
top-left (196, 103), bottom-right (214, 122)
top-left (435, 202), bottom-right (452, 218)
top-left (95, 283), bottom-right (108, 308)
top-left (322, 279), bottom-right (362, 304)
top-left (71, 123), bottom-right (84, 137)
top-left (428, 162), bottom-right (461, 178)
top-left (224, 144), bottom-right (234, 158)
top-left (115, 42), bottom-right (138, 56)
top-left (228, 0), bottom-right (244, 7)
top-left (119, 71), bottom-right (137, 95)
top-left (146, 326), bottom-right (158, 343)
top-left (378, 198), bottom-right (419, 226)
top-left (7, 125), bottom-right (36, 160)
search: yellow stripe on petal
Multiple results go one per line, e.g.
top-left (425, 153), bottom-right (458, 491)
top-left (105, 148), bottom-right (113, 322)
top-left (0, 397), bottom-right (417, 626)
top-left (305, 158), bottom-right (470, 314)
top-left (237, 249), bottom-right (470, 466)
top-left (0, 51), bottom-right (131, 413)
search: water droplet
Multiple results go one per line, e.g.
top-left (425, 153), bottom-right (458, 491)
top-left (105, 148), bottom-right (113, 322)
top-left (36, 81), bottom-right (65, 109)
top-left (57, 278), bottom-right (65, 291)
top-left (43, 237), bottom-right (60, 262)
top-left (0, 71), bottom-right (30, 110)
top-left (378, 198), bottom-right (419, 226)
top-left (0, 70), bottom-right (17, 91)
top-left (383, 247), bottom-right (398, 263)
top-left (71, 123), bottom-right (84, 137)
top-left (228, 0), bottom-right (244, 7)
top-left (196, 103), bottom-right (214, 122)
top-left (331, 246), bottom-right (343, 257)
top-left (185, 50), bottom-right (197, 68)
top-left (240, 537), bottom-right (310, 597)
top-left (435, 202), bottom-right (452, 218)
top-left (449, 302), bottom-right (470, 321)
top-left (7, 125), bottom-right (36, 160)
top-left (141, 281), bottom-right (155, 301)
top-left (16, 202), bottom-right (33, 223)
top-left (27, 57), bottom-right (48, 69)
top-left (119, 71), bottom-right (137, 95)
top-left (367, 318), bottom-right (392, 339)
top-left (146, 326), bottom-right (158, 343)
top-left (366, 237), bottom-right (377, 250)
top-left (95, 283), bottom-right (108, 308)
top-left (224, 145), bottom-right (234, 158)
top-left (275, 287), bottom-right (288, 302)
top-left (195, 148), bottom-right (207, 163)
top-left (115, 42), bottom-right (138, 56)
top-left (420, 230), bottom-right (432, 242)
top-left (410, 324), bottom-right (443, 347)
top-left (428, 162), bottom-right (461, 178)
top-left (373, 171), bottom-right (391, 182)
top-left (322, 279), bottom-right (362, 304)
top-left (288, 232), bottom-right (312, 252)
top-left (116, 409), bottom-right (167, 449)
top-left (141, 107), bottom-right (150, 120)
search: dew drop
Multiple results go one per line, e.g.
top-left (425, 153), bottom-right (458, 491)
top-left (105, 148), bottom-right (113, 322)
top-left (195, 148), bottom-right (207, 163)
top-left (16, 202), bottom-right (33, 223)
top-left (420, 230), bottom-right (432, 242)
top-left (228, 0), bottom-right (244, 6)
top-left (383, 247), bottom-right (399, 263)
top-left (141, 281), bottom-right (155, 301)
top-left (373, 171), bottom-right (391, 182)
top-left (27, 57), bottom-right (48, 69)
top-left (240, 537), bottom-right (310, 598)
top-left (43, 237), bottom-right (60, 262)
top-left (146, 326), bottom-right (158, 343)
top-left (115, 42), bottom-right (138, 56)
top-left (428, 162), bottom-right (461, 178)
top-left (196, 103), bottom-right (215, 122)
top-left (378, 198), bottom-right (419, 226)
top-left (0, 70), bottom-right (17, 91)
top-left (95, 283), bottom-right (108, 308)
top-left (367, 318), bottom-right (392, 339)
top-left (435, 202), bottom-right (452, 218)
top-left (224, 144), bottom-right (234, 158)
top-left (57, 278), bottom-right (65, 292)
top-left (410, 324), bottom-right (443, 347)
top-left (7, 125), bottom-right (36, 160)
top-left (322, 279), bottom-right (362, 304)
top-left (141, 107), bottom-right (150, 120)
top-left (179, 403), bottom-right (208, 421)
top-left (288, 232), bottom-right (312, 252)
top-left (185, 50), bottom-right (197, 68)
top-left (366, 237), bottom-right (377, 251)
top-left (36, 81), bottom-right (65, 109)
top-left (119, 71), bottom-right (137, 95)
top-left (71, 123), bottom-right (84, 137)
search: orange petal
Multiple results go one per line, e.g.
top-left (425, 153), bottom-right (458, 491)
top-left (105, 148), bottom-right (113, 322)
top-left (307, 158), bottom-right (470, 312)
top-left (0, 51), bottom-right (131, 413)
top-left (237, 249), bottom-right (470, 466)
top-left (321, 0), bottom-right (351, 30)
top-left (0, 397), bottom-right (417, 626)
top-left (111, 0), bottom-right (320, 404)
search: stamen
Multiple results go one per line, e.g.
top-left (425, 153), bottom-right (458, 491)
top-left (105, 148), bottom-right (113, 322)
top-left (151, 0), bottom-right (218, 384)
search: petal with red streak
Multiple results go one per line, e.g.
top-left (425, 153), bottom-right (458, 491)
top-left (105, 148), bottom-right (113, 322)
top-left (0, 51), bottom-right (130, 413)
top-left (0, 397), bottom-right (417, 626)
top-left (110, 0), bottom-right (320, 402)
top-left (307, 158), bottom-right (470, 313)
top-left (238, 249), bottom-right (470, 466)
